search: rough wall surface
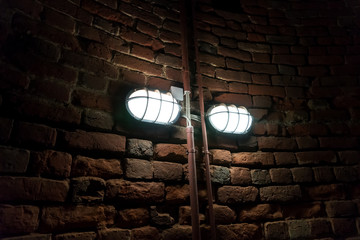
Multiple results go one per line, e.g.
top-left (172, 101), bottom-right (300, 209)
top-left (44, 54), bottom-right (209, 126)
top-left (0, 0), bottom-right (359, 239)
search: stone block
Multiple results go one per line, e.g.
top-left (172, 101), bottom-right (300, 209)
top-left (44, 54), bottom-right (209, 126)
top-left (153, 161), bottom-right (182, 181)
top-left (251, 169), bottom-right (271, 185)
top-left (127, 138), bottom-right (153, 158)
top-left (117, 208), bottom-right (149, 228)
top-left (217, 223), bottom-right (262, 240)
top-left (71, 177), bottom-right (106, 203)
top-left (217, 186), bottom-right (258, 204)
top-left (238, 204), bottom-right (282, 221)
top-left (260, 185), bottom-right (301, 202)
top-left (210, 149), bottom-right (232, 165)
top-left (230, 167), bottom-right (251, 185)
top-left (125, 158), bottom-right (153, 179)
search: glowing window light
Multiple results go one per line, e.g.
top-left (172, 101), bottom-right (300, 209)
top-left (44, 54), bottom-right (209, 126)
top-left (125, 88), bottom-right (181, 125)
top-left (207, 104), bottom-right (252, 134)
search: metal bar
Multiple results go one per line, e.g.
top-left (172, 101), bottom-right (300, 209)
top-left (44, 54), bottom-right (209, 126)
top-left (191, 0), bottom-right (216, 238)
top-left (180, 0), bottom-right (201, 239)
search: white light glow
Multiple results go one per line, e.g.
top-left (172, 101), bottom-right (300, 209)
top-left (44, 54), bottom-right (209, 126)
top-left (126, 89), bottom-right (181, 125)
top-left (207, 104), bottom-right (252, 134)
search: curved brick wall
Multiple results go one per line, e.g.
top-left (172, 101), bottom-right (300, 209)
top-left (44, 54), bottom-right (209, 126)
top-left (0, 0), bottom-right (359, 239)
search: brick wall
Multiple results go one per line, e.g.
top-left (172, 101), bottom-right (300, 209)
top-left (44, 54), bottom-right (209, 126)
top-left (0, 0), bottom-right (359, 239)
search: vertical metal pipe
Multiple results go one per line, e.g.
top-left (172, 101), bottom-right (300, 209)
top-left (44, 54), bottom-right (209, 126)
top-left (180, 0), bottom-right (201, 239)
top-left (191, 0), bottom-right (216, 239)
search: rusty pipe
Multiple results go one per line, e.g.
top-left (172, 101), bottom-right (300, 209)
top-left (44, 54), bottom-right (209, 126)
top-left (191, 0), bottom-right (216, 239)
top-left (180, 0), bottom-right (201, 239)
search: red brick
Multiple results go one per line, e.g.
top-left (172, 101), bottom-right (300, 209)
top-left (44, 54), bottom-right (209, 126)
top-left (13, 122), bottom-right (56, 147)
top-left (164, 43), bottom-right (181, 57)
top-left (5, 0), bottom-right (43, 19)
top-left (131, 45), bottom-right (154, 61)
top-left (298, 66), bottom-right (328, 76)
top-left (210, 149), bottom-right (232, 165)
top-left (0, 176), bottom-right (69, 202)
top-left (226, 58), bottom-right (244, 70)
top-left (230, 167), bottom-right (251, 185)
top-left (287, 124), bottom-right (328, 136)
top-left (125, 158), bottom-right (152, 179)
top-left (165, 67), bottom-right (181, 82)
top-left (330, 64), bottom-right (360, 75)
top-left (272, 55), bottom-right (306, 65)
top-left (216, 69), bottom-right (251, 83)
top-left (305, 184), bottom-right (346, 200)
top-left (153, 161), bottom-right (183, 181)
top-left (199, 53), bottom-right (225, 67)
top-left (247, 33), bottom-right (265, 42)
top-left (16, 97), bottom-right (82, 125)
top-left (197, 31), bottom-right (219, 45)
top-left (217, 186), bottom-right (258, 204)
top-left (43, 7), bottom-right (76, 33)
top-left (87, 42), bottom-right (112, 60)
top-left (137, 21), bottom-right (158, 38)
top-left (325, 200), bottom-right (357, 217)
top-left (31, 150), bottom-right (72, 178)
top-left (113, 53), bottom-right (163, 77)
top-left (331, 218), bottom-right (357, 237)
top-left (249, 85), bottom-right (285, 97)
top-left (264, 221), bottom-right (289, 240)
top-left (30, 79), bottom-right (71, 103)
top-left (338, 151), bottom-right (360, 165)
top-left (333, 166), bottom-right (358, 182)
top-left (98, 228), bottom-right (131, 240)
top-left (82, 0), bottom-right (132, 26)
top-left (252, 74), bottom-right (270, 84)
top-left (40, 205), bottom-right (116, 232)
top-left (291, 167), bottom-right (313, 183)
top-left (213, 93), bottom-right (252, 107)
top-left (0, 64), bottom-right (30, 90)
top-left (238, 42), bottom-right (271, 53)
top-left (296, 136), bottom-right (319, 149)
top-left (269, 168), bottom-right (293, 184)
top-left (202, 76), bottom-right (229, 91)
top-left (79, 72), bottom-right (107, 91)
top-left (132, 226), bottom-right (160, 240)
top-left (154, 144), bottom-right (187, 163)
top-left (159, 29), bottom-right (181, 44)
top-left (62, 130), bottom-right (125, 154)
top-left (117, 208), bottom-right (149, 228)
top-left (0, 205), bottom-right (40, 235)
top-left (218, 224), bottom-right (262, 240)
top-left (218, 46), bottom-right (251, 61)
top-left (232, 152), bottom-right (274, 167)
top-left (229, 82), bottom-right (248, 93)
top-left (252, 53), bottom-right (270, 63)
top-left (146, 77), bottom-right (172, 91)
top-left (296, 151), bottom-right (337, 165)
top-left (239, 204), bottom-right (282, 222)
top-left (106, 179), bottom-right (164, 202)
top-left (258, 137), bottom-right (297, 151)
top-left (273, 152), bottom-right (296, 165)
top-left (260, 185), bottom-right (301, 202)
top-left (0, 117), bottom-right (13, 144)
top-left (72, 89), bottom-right (112, 112)
top-left (155, 53), bottom-right (181, 68)
top-left (309, 55), bottom-right (344, 65)
top-left (54, 232), bottom-right (96, 240)
top-left (95, 0), bottom-right (117, 9)
top-left (119, 2), bottom-right (161, 27)
top-left (313, 167), bottom-right (335, 183)
top-left (220, 37), bottom-right (237, 48)
top-left (153, 6), bottom-right (179, 21)
top-left (244, 63), bottom-right (278, 74)
top-left (61, 51), bottom-right (118, 79)
top-left (319, 137), bottom-right (358, 149)
top-left (297, 26), bottom-right (328, 36)
top-left (196, 12), bottom-right (226, 27)
top-left (165, 184), bottom-right (189, 203)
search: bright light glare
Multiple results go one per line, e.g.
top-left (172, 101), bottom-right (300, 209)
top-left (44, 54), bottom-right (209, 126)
top-left (126, 89), bottom-right (181, 125)
top-left (208, 104), bottom-right (252, 134)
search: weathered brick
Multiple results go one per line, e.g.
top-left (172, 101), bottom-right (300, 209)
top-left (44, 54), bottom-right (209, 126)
top-left (117, 208), bottom-right (149, 228)
top-left (13, 122), bottom-right (57, 148)
top-left (1, 234), bottom-right (51, 240)
top-left (272, 54), bottom-right (306, 65)
top-left (71, 177), bottom-right (105, 203)
top-left (125, 158), bottom-right (153, 179)
top-left (213, 93), bottom-right (252, 107)
top-left (82, 0), bottom-right (132, 26)
top-left (288, 220), bottom-right (311, 239)
top-left (244, 63), bottom-right (278, 74)
top-left (72, 89), bottom-right (112, 112)
top-left (217, 46), bottom-right (251, 61)
top-left (0, 146), bottom-right (29, 173)
top-left (291, 167), bottom-right (314, 183)
top-left (249, 85), bottom-right (285, 97)
top-left (264, 221), bottom-right (289, 240)
top-left (305, 184), bottom-right (346, 200)
top-left (287, 123), bottom-right (328, 136)
top-left (71, 155), bottom-right (122, 179)
top-left (154, 144), bottom-right (187, 163)
top-left (239, 204), bottom-right (282, 221)
top-left (106, 179), bottom-right (164, 202)
top-left (0, 205), bottom-right (40, 236)
top-left (83, 109), bottom-right (114, 130)
top-left (40, 205), bottom-right (116, 232)
top-left (309, 55), bottom-right (344, 65)
top-left (113, 53), bottom-right (163, 77)
top-left (212, 204), bottom-right (236, 224)
top-left (313, 167), bottom-right (335, 183)
top-left (54, 232), bottom-right (96, 240)
top-left (165, 184), bottom-right (189, 203)
top-left (298, 66), bottom-right (328, 77)
top-left (78, 73), bottom-right (107, 91)
top-left (217, 186), bottom-right (258, 204)
top-left (260, 185), bottom-right (301, 202)
top-left (232, 152), bottom-right (274, 166)
top-left (31, 150), bottom-right (72, 178)
top-left (211, 165), bottom-right (230, 184)
top-left (269, 168), bottom-right (293, 184)
top-left (251, 169), bottom-right (271, 185)
top-left (258, 137), bottom-right (297, 151)
top-left (296, 136), bottom-right (319, 149)
top-left (333, 166), bottom-right (358, 182)
top-left (98, 228), bottom-right (130, 240)
top-left (159, 29), bottom-right (181, 44)
top-left (0, 177), bottom-right (69, 202)
top-left (131, 226), bottom-right (160, 240)
top-left (309, 219), bottom-right (332, 238)
top-left (119, 2), bottom-right (161, 27)
top-left (325, 200), bottom-right (357, 217)
top-left (296, 151), bottom-right (337, 165)
top-left (274, 152), bottom-right (297, 165)
top-left (338, 151), bottom-right (360, 165)
top-left (230, 167), bottom-right (251, 185)
top-left (62, 130), bottom-right (125, 154)
top-left (319, 137), bottom-right (358, 149)
top-left (238, 42), bottom-right (271, 53)
top-left (217, 224), bottom-right (263, 240)
top-left (162, 225), bottom-right (192, 240)
top-left (331, 218), bottom-right (357, 237)
top-left (152, 161), bottom-right (183, 181)
top-left (209, 149), bottom-right (231, 165)
top-left (199, 53), bottom-right (225, 67)
top-left (282, 202), bottom-right (324, 219)
top-left (0, 117), bottom-right (13, 143)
